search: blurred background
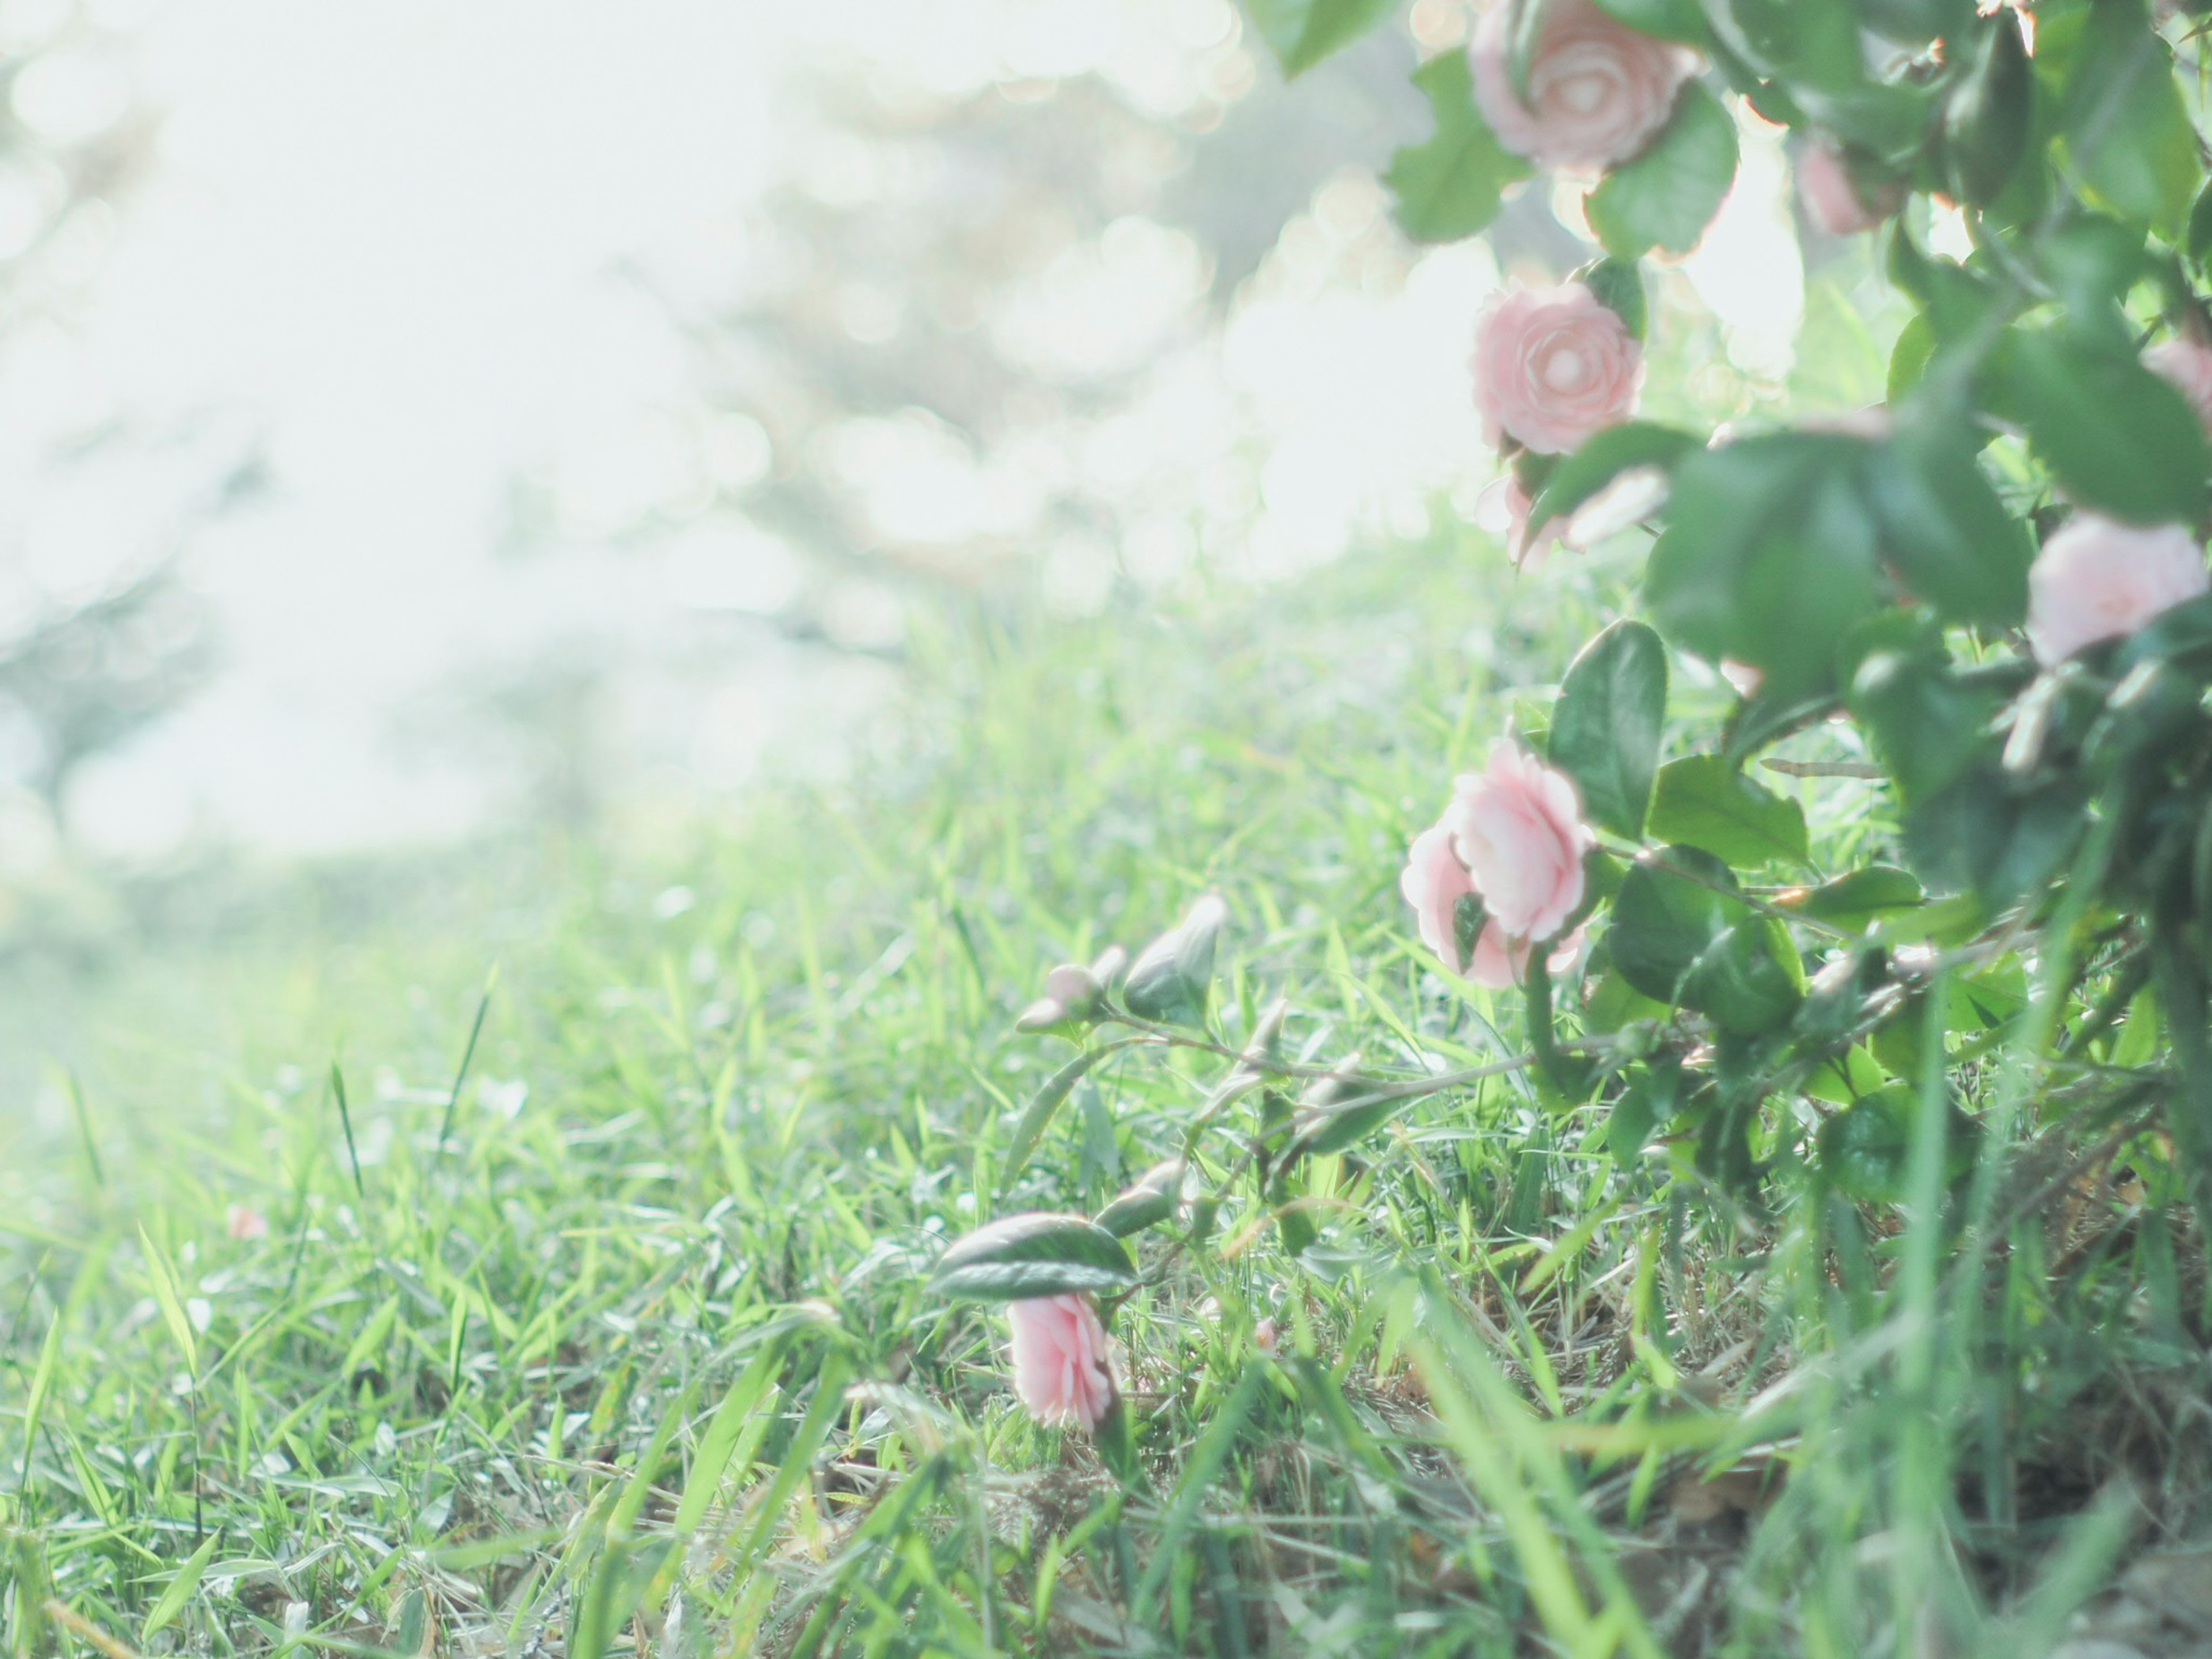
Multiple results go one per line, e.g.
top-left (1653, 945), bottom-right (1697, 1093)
top-left (0, 0), bottom-right (1856, 1116)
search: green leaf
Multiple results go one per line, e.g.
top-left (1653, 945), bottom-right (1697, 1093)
top-left (1589, 0), bottom-right (1709, 42)
top-left (1844, 627), bottom-right (1996, 801)
top-left (1794, 865), bottom-right (1924, 934)
top-left (140, 1225), bottom-right (199, 1378)
top-left (1242, 0), bottom-right (1396, 76)
top-left (1646, 433), bottom-right (1883, 700)
top-left (1095, 1159), bottom-right (1185, 1238)
top-left (2054, 0), bottom-right (2198, 238)
top-left (142, 1531), bottom-right (222, 1645)
top-left (1001, 1044), bottom-right (1123, 1190)
top-left (1993, 324), bottom-right (2208, 525)
top-left (1863, 416), bottom-right (2031, 628)
top-left (1886, 313), bottom-right (1935, 404)
top-left (1574, 255), bottom-right (1648, 339)
top-left (1647, 755), bottom-right (1809, 867)
top-left (2188, 177), bottom-right (2212, 270)
top-left (1941, 9), bottom-right (2032, 204)
top-left (1386, 52), bottom-right (1535, 243)
top-left (1850, 0), bottom-right (1971, 41)
top-left (1585, 83), bottom-right (1740, 257)
top-left (1522, 420), bottom-right (1698, 546)
top-left (1548, 620), bottom-right (1669, 840)
top-left (1818, 1085), bottom-right (1976, 1203)
top-left (930, 1213), bottom-right (1138, 1301)
top-left (1608, 846), bottom-right (1741, 1004)
top-left (1681, 914), bottom-right (1804, 1035)
top-left (1122, 893), bottom-right (1227, 1027)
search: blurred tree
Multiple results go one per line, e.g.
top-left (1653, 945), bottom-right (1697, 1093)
top-left (627, 1), bottom-right (1531, 646)
top-left (0, 0), bottom-right (229, 820)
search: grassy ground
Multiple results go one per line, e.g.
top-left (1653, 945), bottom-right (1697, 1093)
top-left (3, 507), bottom-right (2209, 1657)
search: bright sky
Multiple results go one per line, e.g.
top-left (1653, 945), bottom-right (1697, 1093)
top-left (47, 0), bottom-right (787, 855)
top-left (7, 0), bottom-right (1805, 862)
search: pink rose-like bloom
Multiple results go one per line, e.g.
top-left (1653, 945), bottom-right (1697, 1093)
top-left (2026, 513), bottom-right (2211, 665)
top-left (1469, 918), bottom-right (1589, 991)
top-left (1469, 0), bottom-right (1695, 172)
top-left (1446, 745), bottom-right (1597, 944)
top-left (225, 1203), bottom-right (268, 1242)
top-left (1472, 284), bottom-right (1643, 456)
top-left (2145, 338), bottom-right (2212, 437)
top-left (1007, 1294), bottom-right (1116, 1432)
top-left (1400, 821), bottom-right (1478, 975)
top-left (1796, 142), bottom-right (1888, 237)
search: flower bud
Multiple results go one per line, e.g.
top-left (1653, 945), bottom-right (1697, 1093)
top-left (1042, 963), bottom-right (1104, 1018)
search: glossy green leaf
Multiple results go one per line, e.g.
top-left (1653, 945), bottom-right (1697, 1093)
top-left (1795, 865), bottom-right (1924, 934)
top-left (1574, 255), bottom-right (1648, 339)
top-left (1002, 1044), bottom-right (1120, 1190)
top-left (1850, 0), bottom-right (1971, 41)
top-left (1548, 620), bottom-right (1668, 840)
top-left (1844, 633), bottom-right (1995, 802)
top-left (1646, 433), bottom-right (1882, 700)
top-left (930, 1213), bottom-right (1137, 1301)
top-left (1122, 893), bottom-right (1227, 1026)
top-left (1585, 83), bottom-right (1739, 257)
top-left (1522, 420), bottom-right (1698, 546)
top-left (2053, 0), bottom-right (2197, 237)
top-left (1819, 1085), bottom-right (1976, 1203)
top-left (1608, 845), bottom-right (1741, 1004)
top-left (1992, 324), bottom-right (2207, 525)
top-left (1647, 755), bottom-right (1808, 867)
top-left (1386, 52), bottom-right (1535, 243)
top-left (1243, 0), bottom-right (1396, 77)
top-left (1942, 8), bottom-right (2032, 205)
top-left (1683, 914), bottom-right (1804, 1035)
top-left (1886, 313), bottom-right (1935, 404)
top-left (1589, 0), bottom-right (1708, 41)
top-left (1863, 418), bottom-right (2031, 628)
top-left (1095, 1160), bottom-right (1185, 1237)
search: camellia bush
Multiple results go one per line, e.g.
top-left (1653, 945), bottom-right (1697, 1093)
top-left (923, 0), bottom-right (2212, 1498)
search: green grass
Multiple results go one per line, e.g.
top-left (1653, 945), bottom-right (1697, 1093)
top-left (2, 514), bottom-right (2204, 1657)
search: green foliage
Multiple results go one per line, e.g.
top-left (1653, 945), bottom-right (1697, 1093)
top-left (1547, 620), bottom-right (1667, 839)
top-left (1585, 84), bottom-right (1740, 257)
top-left (1385, 53), bottom-right (1535, 243)
top-left (1241, 0), bottom-right (1396, 77)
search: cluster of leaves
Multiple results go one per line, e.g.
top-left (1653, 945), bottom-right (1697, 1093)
top-left (934, 0), bottom-right (2212, 1334)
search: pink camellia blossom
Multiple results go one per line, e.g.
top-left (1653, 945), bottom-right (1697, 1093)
top-left (1472, 283), bottom-right (1643, 456)
top-left (1469, 918), bottom-right (1589, 991)
top-left (2025, 513), bottom-right (2211, 664)
top-left (1469, 0), bottom-right (1695, 173)
top-left (1007, 1294), bottom-right (1116, 1432)
top-left (2145, 337), bottom-right (2212, 437)
top-left (1400, 816), bottom-right (1590, 988)
top-left (1400, 821), bottom-right (1478, 975)
top-left (1796, 142), bottom-right (1890, 236)
top-left (1446, 745), bottom-right (1596, 944)
top-left (225, 1203), bottom-right (268, 1242)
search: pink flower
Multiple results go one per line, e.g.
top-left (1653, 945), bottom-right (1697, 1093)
top-left (1469, 918), bottom-right (1588, 991)
top-left (1400, 821), bottom-right (1478, 974)
top-left (1401, 816), bottom-right (1590, 988)
top-left (1796, 142), bottom-right (1891, 236)
top-left (2026, 513), bottom-right (2210, 664)
top-left (2145, 338), bottom-right (2212, 437)
top-left (1469, 0), bottom-right (1696, 173)
top-left (1007, 1294), bottom-right (1116, 1432)
top-left (1253, 1317), bottom-right (1279, 1354)
top-left (1445, 745), bottom-right (1596, 943)
top-left (1472, 284), bottom-right (1643, 456)
top-left (225, 1203), bottom-right (268, 1241)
